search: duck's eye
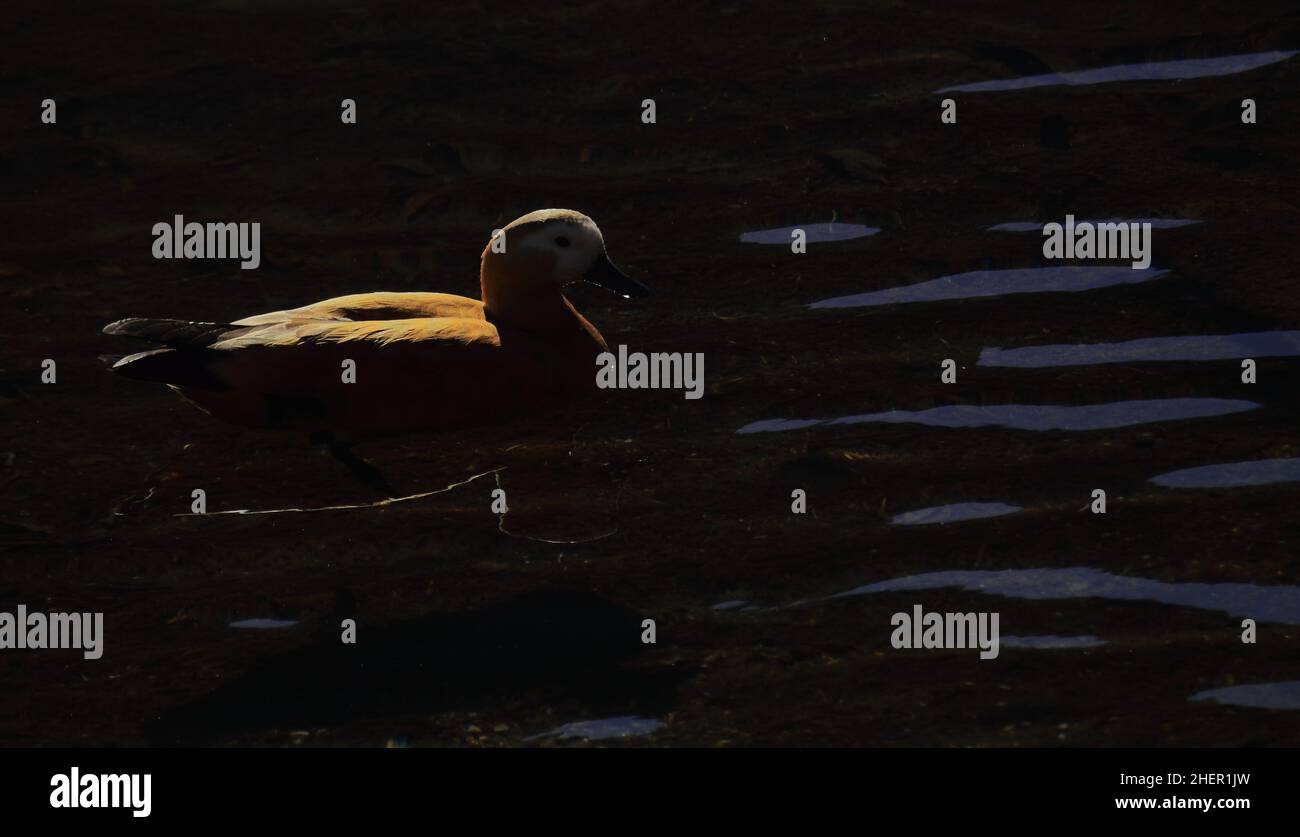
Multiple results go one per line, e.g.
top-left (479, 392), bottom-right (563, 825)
top-left (554, 236), bottom-right (571, 248)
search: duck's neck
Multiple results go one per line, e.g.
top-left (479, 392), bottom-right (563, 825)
top-left (478, 251), bottom-right (607, 349)
top-left (480, 251), bottom-right (573, 329)
top-left (482, 282), bottom-right (576, 328)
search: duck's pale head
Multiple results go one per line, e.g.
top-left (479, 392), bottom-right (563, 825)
top-left (481, 210), bottom-right (649, 317)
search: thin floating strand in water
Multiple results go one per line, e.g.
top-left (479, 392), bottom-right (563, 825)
top-left (988, 219), bottom-right (1200, 232)
top-left (740, 223), bottom-right (879, 244)
top-left (935, 50), bottom-right (1299, 93)
top-left (737, 398), bottom-right (1258, 435)
top-left (808, 266), bottom-right (1167, 309)
top-left (827, 567), bottom-right (1300, 625)
top-left (1191, 681), bottom-right (1300, 710)
top-left (979, 330), bottom-right (1300, 368)
top-left (891, 502), bottom-right (1022, 526)
top-left (1150, 457), bottom-right (1300, 489)
top-left (175, 467), bottom-right (505, 516)
top-left (493, 471), bottom-right (619, 544)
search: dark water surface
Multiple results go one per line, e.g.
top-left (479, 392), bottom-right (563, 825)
top-left (3, 2), bottom-right (1300, 747)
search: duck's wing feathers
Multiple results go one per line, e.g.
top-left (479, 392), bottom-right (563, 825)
top-left (105, 315), bottom-right (502, 395)
top-left (204, 316), bottom-right (504, 393)
top-left (211, 316), bottom-right (500, 351)
top-left (230, 292), bottom-right (485, 326)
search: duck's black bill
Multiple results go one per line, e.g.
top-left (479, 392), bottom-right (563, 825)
top-left (583, 254), bottom-right (651, 298)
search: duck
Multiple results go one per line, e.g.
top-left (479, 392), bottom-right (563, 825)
top-left (102, 208), bottom-right (649, 492)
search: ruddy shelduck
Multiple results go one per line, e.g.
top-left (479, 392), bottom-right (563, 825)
top-left (103, 209), bottom-right (649, 490)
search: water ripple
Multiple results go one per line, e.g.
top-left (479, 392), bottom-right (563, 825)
top-left (936, 50), bottom-right (1298, 93)
top-left (980, 331), bottom-right (1300, 368)
top-left (809, 267), bottom-right (1167, 309)
top-left (738, 398), bottom-right (1258, 435)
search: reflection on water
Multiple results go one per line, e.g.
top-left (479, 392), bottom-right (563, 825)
top-left (936, 50), bottom-right (1299, 93)
top-left (526, 715), bottom-right (666, 741)
top-left (808, 267), bottom-right (1167, 309)
top-left (738, 398), bottom-right (1258, 435)
top-left (1191, 681), bottom-right (1300, 710)
top-left (229, 618), bottom-right (298, 629)
top-left (980, 330), bottom-right (1300, 368)
top-left (739, 418), bottom-right (823, 434)
top-left (1151, 457), bottom-right (1300, 489)
top-left (1001, 635), bottom-right (1106, 649)
top-left (740, 222), bottom-right (879, 244)
top-left (891, 502), bottom-right (1022, 525)
top-left (828, 567), bottom-right (1300, 624)
top-left (988, 219), bottom-right (1199, 232)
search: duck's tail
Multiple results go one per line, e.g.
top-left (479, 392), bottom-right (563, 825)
top-left (102, 317), bottom-right (236, 347)
top-left (101, 318), bottom-right (235, 389)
